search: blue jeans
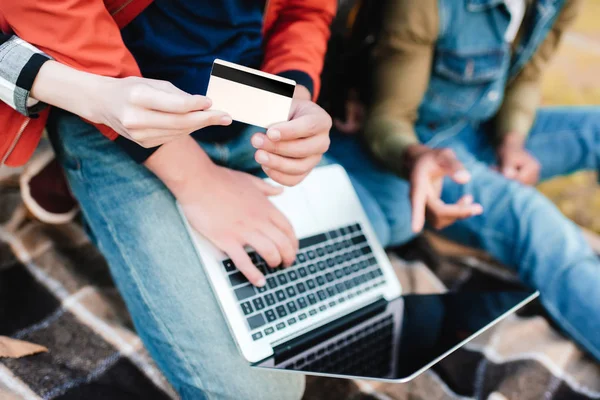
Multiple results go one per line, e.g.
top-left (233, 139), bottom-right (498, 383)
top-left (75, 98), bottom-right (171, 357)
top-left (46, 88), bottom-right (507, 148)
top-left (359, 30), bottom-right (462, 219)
top-left (46, 111), bottom-right (396, 400)
top-left (328, 106), bottom-right (600, 362)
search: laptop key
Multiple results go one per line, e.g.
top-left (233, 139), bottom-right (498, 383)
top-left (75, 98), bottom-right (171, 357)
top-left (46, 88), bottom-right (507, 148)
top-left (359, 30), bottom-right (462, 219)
top-left (326, 245), bottom-right (335, 254)
top-left (352, 235), bottom-right (367, 245)
top-left (307, 294), bottom-right (317, 305)
top-left (275, 290), bottom-right (287, 302)
top-left (287, 301), bottom-right (298, 313)
top-left (308, 264), bottom-right (317, 274)
top-left (265, 309), bottom-right (277, 322)
top-left (299, 233), bottom-right (327, 248)
top-left (286, 286), bottom-right (297, 297)
top-left (326, 258), bottom-right (335, 268)
top-left (297, 253), bottom-right (306, 263)
top-left (240, 302), bottom-right (253, 315)
top-left (247, 314), bottom-right (266, 330)
top-left (299, 313), bottom-right (307, 320)
top-left (253, 297), bottom-right (266, 311)
top-left (223, 260), bottom-right (236, 272)
top-left (296, 282), bottom-right (307, 293)
top-left (276, 322), bottom-right (286, 330)
top-left (352, 249), bottom-right (362, 259)
top-left (288, 317), bottom-right (297, 325)
top-left (276, 305), bottom-right (288, 318)
top-left (317, 290), bottom-right (327, 301)
top-left (343, 266), bottom-right (352, 275)
top-left (325, 273), bottom-right (334, 282)
top-left (309, 309), bottom-right (317, 316)
top-left (277, 274), bottom-right (288, 285)
top-left (288, 271), bottom-right (298, 281)
top-left (334, 269), bottom-right (343, 279)
top-left (335, 283), bottom-right (346, 293)
top-left (297, 297), bottom-right (308, 309)
top-left (234, 285), bottom-right (255, 301)
top-left (316, 247), bottom-right (325, 257)
top-left (307, 250), bottom-right (316, 260)
top-left (335, 255), bottom-right (344, 265)
top-left (267, 277), bottom-right (278, 289)
top-left (252, 332), bottom-right (263, 341)
top-left (265, 327), bottom-right (275, 335)
top-left (229, 272), bottom-right (247, 287)
top-left (317, 261), bottom-right (327, 271)
top-left (265, 294), bottom-right (276, 306)
top-left (306, 279), bottom-right (316, 290)
top-left (256, 285), bottom-right (267, 293)
top-left (298, 267), bottom-right (307, 278)
top-left (316, 276), bottom-right (326, 286)
top-left (327, 287), bottom-right (336, 297)
top-left (319, 305), bottom-right (327, 312)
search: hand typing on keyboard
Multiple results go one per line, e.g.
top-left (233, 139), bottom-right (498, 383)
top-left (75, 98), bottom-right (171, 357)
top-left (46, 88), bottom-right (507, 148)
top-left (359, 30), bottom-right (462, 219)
top-left (177, 165), bottom-right (298, 287)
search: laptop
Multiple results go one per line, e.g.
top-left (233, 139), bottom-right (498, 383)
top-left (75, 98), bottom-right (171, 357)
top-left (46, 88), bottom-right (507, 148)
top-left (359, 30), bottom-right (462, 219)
top-left (178, 164), bottom-right (538, 382)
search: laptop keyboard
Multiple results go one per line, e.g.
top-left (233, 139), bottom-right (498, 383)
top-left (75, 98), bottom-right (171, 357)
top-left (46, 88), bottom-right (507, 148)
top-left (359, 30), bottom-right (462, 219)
top-left (222, 223), bottom-right (387, 341)
top-left (282, 315), bottom-right (394, 376)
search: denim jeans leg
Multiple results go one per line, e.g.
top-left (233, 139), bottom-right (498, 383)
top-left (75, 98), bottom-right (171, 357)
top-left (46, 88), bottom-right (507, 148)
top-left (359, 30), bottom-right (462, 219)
top-left (47, 111), bottom-right (305, 400)
top-left (438, 146), bottom-right (600, 361)
top-left (524, 106), bottom-right (600, 181)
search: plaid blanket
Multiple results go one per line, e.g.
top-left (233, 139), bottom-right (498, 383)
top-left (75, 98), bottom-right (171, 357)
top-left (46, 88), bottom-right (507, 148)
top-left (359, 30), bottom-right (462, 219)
top-left (0, 175), bottom-right (599, 400)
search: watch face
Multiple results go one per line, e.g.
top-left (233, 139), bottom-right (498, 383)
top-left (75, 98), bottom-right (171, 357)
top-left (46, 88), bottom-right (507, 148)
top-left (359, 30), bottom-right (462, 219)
top-left (258, 290), bottom-right (537, 381)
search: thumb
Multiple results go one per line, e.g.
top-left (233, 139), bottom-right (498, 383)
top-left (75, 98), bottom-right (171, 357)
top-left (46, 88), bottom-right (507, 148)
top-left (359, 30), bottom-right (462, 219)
top-left (437, 149), bottom-right (470, 184)
top-left (247, 174), bottom-right (284, 196)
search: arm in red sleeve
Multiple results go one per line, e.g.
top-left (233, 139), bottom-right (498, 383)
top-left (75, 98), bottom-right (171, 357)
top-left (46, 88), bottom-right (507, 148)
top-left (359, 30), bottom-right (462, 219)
top-left (261, 0), bottom-right (337, 101)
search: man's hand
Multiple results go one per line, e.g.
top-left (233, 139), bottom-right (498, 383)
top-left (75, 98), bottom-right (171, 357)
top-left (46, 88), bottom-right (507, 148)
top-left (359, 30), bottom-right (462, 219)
top-left (250, 85), bottom-right (332, 186)
top-left (32, 61), bottom-right (233, 148)
top-left (405, 144), bottom-right (483, 232)
top-left (146, 137), bottom-right (298, 287)
top-left (496, 133), bottom-right (540, 186)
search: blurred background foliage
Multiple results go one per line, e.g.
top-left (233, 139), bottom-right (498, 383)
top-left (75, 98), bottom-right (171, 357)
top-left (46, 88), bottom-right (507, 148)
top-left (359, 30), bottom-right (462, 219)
top-left (537, 0), bottom-right (600, 232)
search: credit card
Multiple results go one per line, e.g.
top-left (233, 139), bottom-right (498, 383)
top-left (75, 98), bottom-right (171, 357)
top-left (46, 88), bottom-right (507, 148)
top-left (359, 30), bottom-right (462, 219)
top-left (206, 59), bottom-right (296, 128)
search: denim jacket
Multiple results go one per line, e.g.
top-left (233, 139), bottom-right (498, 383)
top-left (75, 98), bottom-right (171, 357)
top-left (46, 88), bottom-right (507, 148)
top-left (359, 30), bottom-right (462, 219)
top-left (364, 0), bottom-right (579, 176)
top-left (418, 0), bottom-right (565, 130)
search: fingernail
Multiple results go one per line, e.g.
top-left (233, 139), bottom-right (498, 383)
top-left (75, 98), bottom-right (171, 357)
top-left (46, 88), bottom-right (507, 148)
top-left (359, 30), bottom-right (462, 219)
top-left (256, 151), bottom-right (269, 163)
top-left (454, 170), bottom-right (471, 182)
top-left (267, 129), bottom-right (281, 141)
top-left (221, 115), bottom-right (232, 125)
top-left (205, 98), bottom-right (212, 107)
top-left (252, 135), bottom-right (264, 148)
top-left (471, 205), bottom-right (484, 215)
top-left (256, 277), bottom-right (266, 287)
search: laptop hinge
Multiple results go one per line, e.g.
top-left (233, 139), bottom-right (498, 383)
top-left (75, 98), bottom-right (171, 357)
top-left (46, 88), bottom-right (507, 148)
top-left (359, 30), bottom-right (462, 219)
top-left (272, 298), bottom-right (387, 364)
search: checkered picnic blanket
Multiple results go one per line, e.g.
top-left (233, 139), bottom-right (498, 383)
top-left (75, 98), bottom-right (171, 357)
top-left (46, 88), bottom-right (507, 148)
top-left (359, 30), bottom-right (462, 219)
top-left (0, 175), bottom-right (599, 400)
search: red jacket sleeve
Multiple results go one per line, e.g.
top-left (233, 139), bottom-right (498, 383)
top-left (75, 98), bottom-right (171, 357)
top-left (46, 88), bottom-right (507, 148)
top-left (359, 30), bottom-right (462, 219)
top-left (0, 0), bottom-right (143, 140)
top-left (262, 0), bottom-right (337, 101)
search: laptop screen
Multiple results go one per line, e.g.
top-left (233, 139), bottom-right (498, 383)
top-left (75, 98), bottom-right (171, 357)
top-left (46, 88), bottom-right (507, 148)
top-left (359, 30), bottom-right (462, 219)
top-left (256, 290), bottom-right (537, 381)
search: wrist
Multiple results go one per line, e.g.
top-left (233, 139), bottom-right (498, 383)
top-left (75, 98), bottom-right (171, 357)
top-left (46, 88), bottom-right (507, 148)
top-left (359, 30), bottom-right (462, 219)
top-left (293, 85), bottom-right (312, 102)
top-left (402, 144), bottom-right (430, 176)
top-left (498, 131), bottom-right (526, 150)
top-left (31, 60), bottom-right (109, 121)
top-left (144, 136), bottom-right (217, 200)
